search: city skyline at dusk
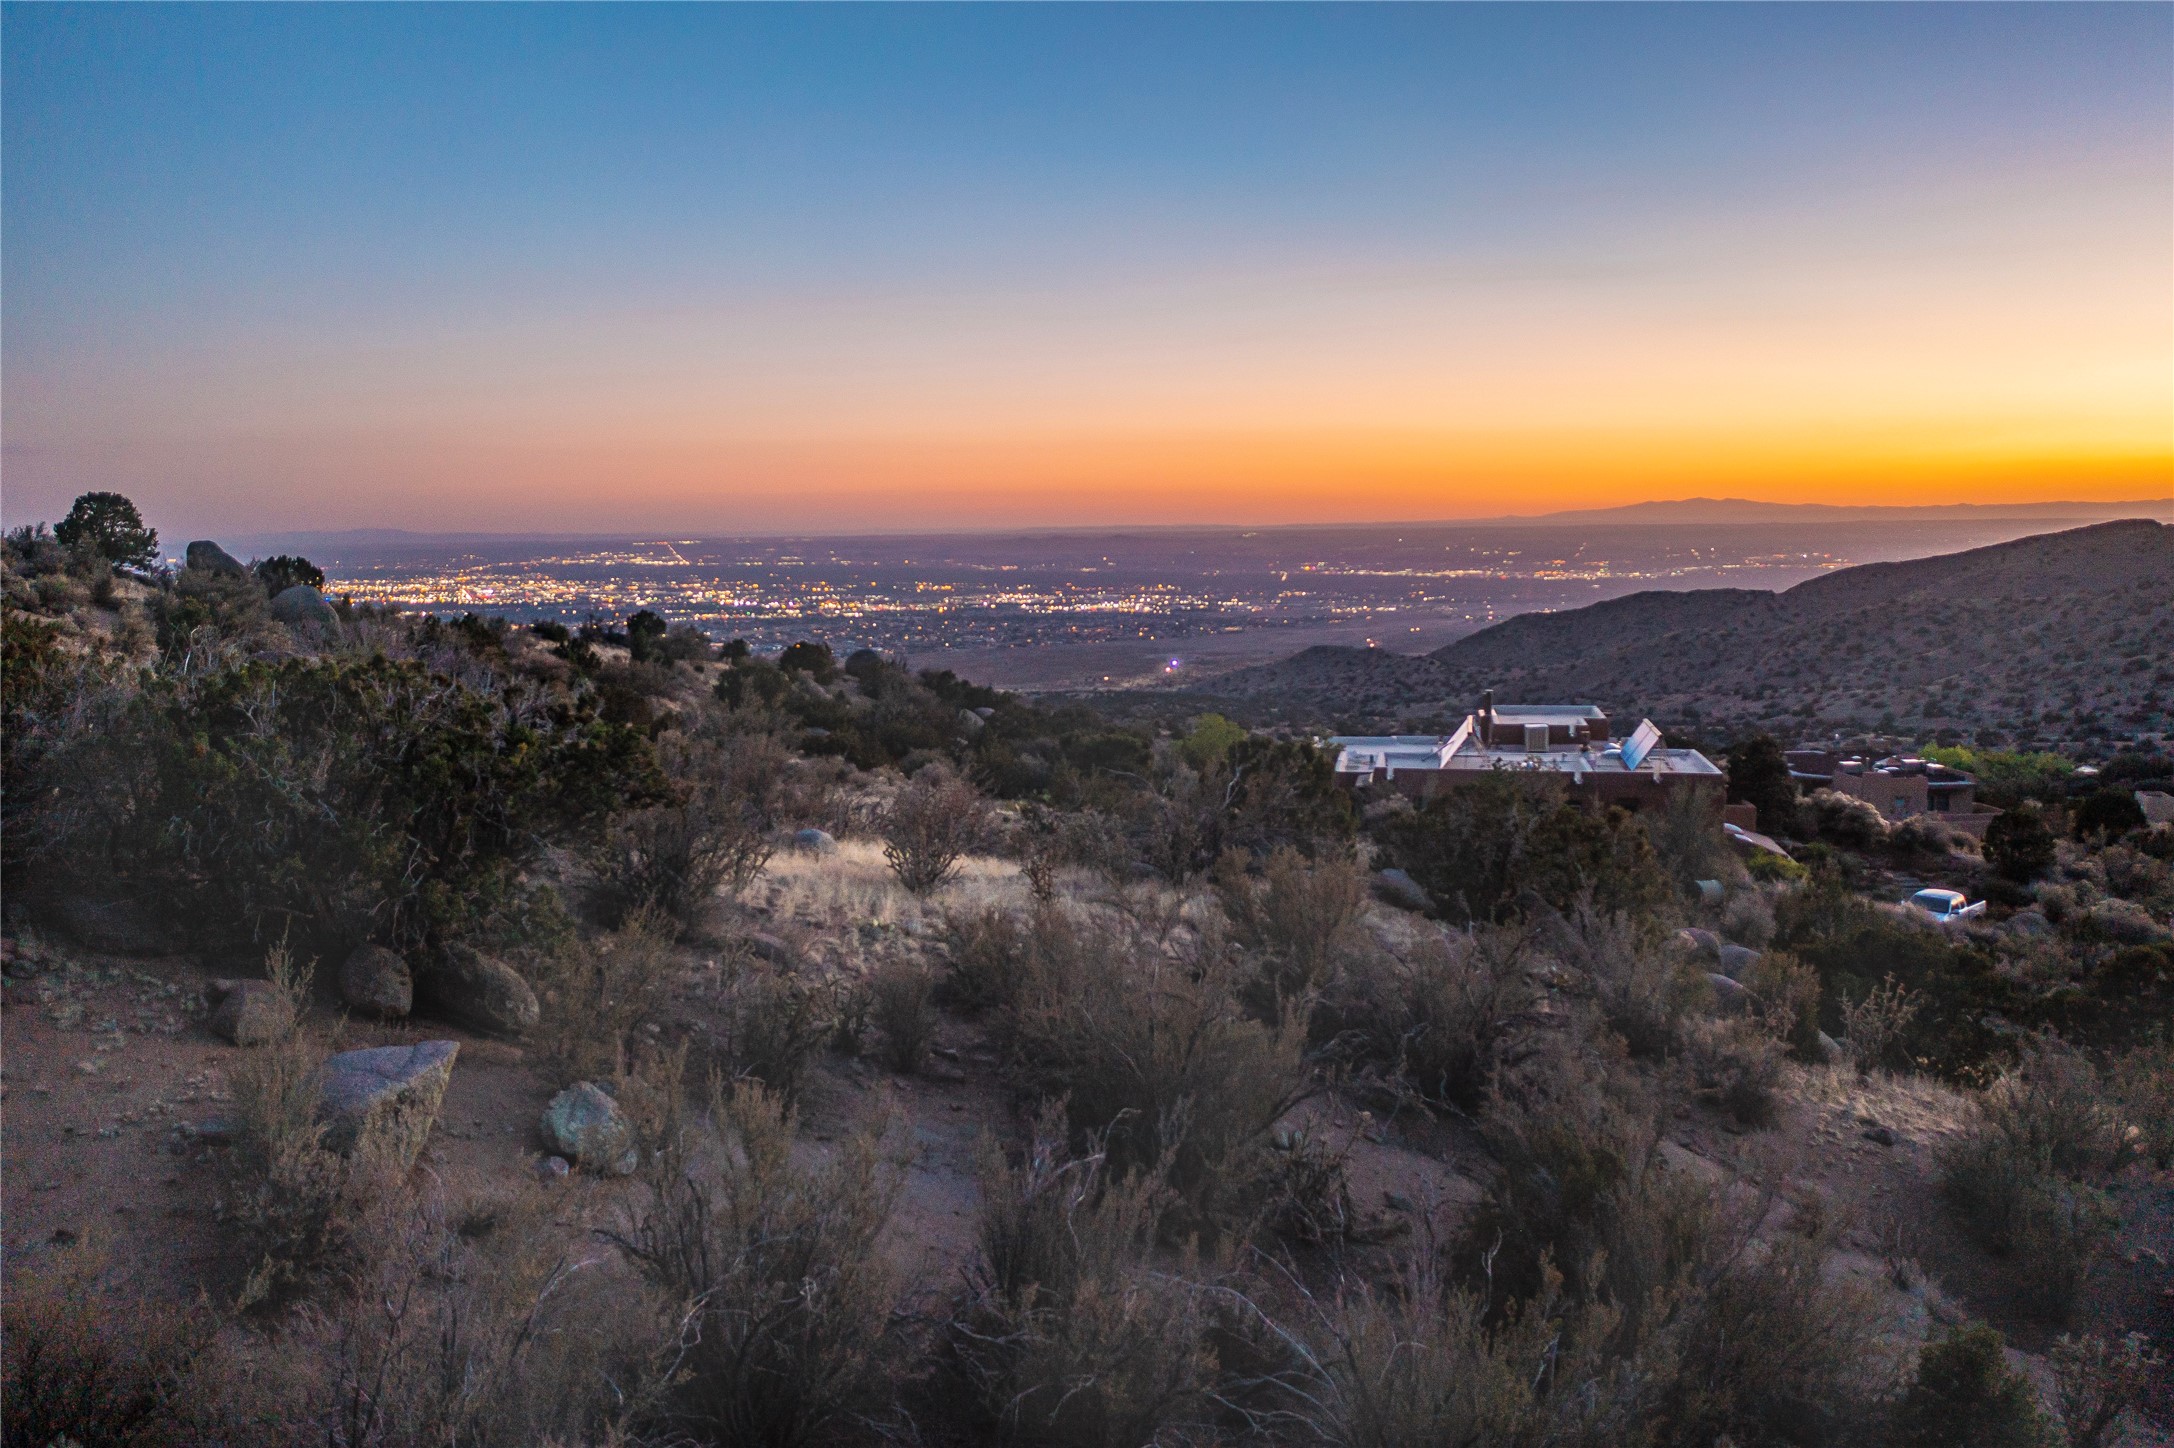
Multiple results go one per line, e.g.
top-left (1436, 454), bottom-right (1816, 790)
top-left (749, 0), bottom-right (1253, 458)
top-left (5, 4), bottom-right (2169, 538)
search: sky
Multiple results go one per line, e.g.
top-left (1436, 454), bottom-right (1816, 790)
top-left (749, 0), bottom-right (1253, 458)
top-left (4, 4), bottom-right (2170, 538)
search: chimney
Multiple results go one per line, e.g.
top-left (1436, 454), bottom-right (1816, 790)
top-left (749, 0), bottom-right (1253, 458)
top-left (1480, 689), bottom-right (1494, 745)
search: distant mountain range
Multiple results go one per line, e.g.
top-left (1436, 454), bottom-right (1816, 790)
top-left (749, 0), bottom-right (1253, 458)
top-left (1197, 520), bottom-right (2174, 745)
top-left (222, 496), bottom-right (2174, 556)
top-left (1469, 496), bottom-right (2174, 526)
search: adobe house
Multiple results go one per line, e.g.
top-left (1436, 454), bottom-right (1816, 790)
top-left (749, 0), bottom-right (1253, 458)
top-left (1331, 694), bottom-right (1725, 814)
top-left (1786, 749), bottom-right (2000, 837)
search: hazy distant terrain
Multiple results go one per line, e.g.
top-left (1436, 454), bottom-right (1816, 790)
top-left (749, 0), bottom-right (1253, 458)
top-left (233, 498), bottom-right (2173, 692)
top-left (1195, 520), bottom-right (2174, 746)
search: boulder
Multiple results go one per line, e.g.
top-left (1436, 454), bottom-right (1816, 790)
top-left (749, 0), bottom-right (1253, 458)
top-left (2007, 909), bottom-right (2054, 938)
top-left (268, 584), bottom-right (337, 627)
top-left (793, 828), bottom-right (839, 857)
top-left (208, 979), bottom-right (287, 1046)
top-left (742, 931), bottom-right (801, 967)
top-left (540, 1082), bottom-right (637, 1175)
top-left (318, 1040), bottom-right (459, 1167)
top-left (957, 709), bottom-right (985, 735)
top-left (1677, 927), bottom-right (1723, 961)
top-left (416, 945), bottom-right (539, 1036)
top-left (1372, 868), bottom-right (1435, 914)
top-left (1706, 972), bottom-right (1751, 1014)
top-left (1716, 944), bottom-right (1762, 980)
top-left (184, 540), bottom-right (247, 576)
top-left (49, 893), bottom-right (182, 956)
top-left (1815, 1031), bottom-right (1844, 1066)
top-left (339, 944), bottom-right (412, 1019)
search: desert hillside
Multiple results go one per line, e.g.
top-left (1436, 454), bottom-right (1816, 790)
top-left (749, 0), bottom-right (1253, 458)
top-left (1204, 520), bottom-right (2174, 742)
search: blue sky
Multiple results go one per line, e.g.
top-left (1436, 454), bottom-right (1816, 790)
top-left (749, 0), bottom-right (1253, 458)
top-left (5, 4), bottom-right (2168, 534)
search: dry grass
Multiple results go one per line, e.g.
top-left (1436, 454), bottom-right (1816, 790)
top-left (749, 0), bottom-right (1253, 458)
top-left (869, 956), bottom-right (939, 1073)
top-left (1, 1244), bottom-right (224, 1448)
top-left (608, 1074), bottom-right (906, 1448)
top-left (945, 1105), bottom-right (1215, 1448)
top-left (222, 941), bottom-right (394, 1308)
top-left (529, 906), bottom-right (679, 1087)
top-left (1319, 923), bottom-right (1544, 1111)
top-left (250, 1189), bottom-right (673, 1447)
top-left (1215, 845), bottom-right (1369, 1020)
top-left (882, 765), bottom-right (992, 895)
top-left (1008, 904), bottom-right (1312, 1238)
top-left (1938, 1036), bottom-right (2122, 1321)
top-left (760, 837), bottom-right (1027, 935)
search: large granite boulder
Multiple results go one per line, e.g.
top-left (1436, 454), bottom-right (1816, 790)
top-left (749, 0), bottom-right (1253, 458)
top-left (1372, 868), bottom-right (1435, 914)
top-left (416, 944), bottom-right (539, 1036)
top-left (1706, 972), bottom-right (1752, 1015)
top-left (269, 584), bottom-right (337, 627)
top-left (742, 931), bottom-right (801, 967)
top-left (339, 944), bottom-right (412, 1019)
top-left (318, 1041), bottom-right (458, 1167)
top-left (49, 892), bottom-right (182, 956)
top-left (185, 541), bottom-right (248, 576)
top-left (540, 1082), bottom-right (637, 1176)
top-left (1716, 944), bottom-right (1762, 980)
top-left (207, 978), bottom-right (288, 1046)
top-left (1676, 927), bottom-right (1723, 962)
top-left (2007, 909), bottom-right (2054, 939)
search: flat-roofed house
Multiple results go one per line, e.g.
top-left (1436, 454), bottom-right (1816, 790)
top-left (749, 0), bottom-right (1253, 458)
top-left (1786, 750), bottom-right (1999, 836)
top-left (1331, 693), bottom-right (1723, 814)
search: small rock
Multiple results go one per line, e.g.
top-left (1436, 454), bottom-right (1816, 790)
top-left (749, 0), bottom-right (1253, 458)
top-left (536, 1155), bottom-right (572, 1182)
top-left (211, 981), bottom-right (287, 1046)
top-left (1372, 868), bottom-right (1434, 914)
top-left (793, 828), bottom-right (839, 857)
top-left (742, 932), bottom-right (800, 967)
top-left (1862, 1125), bottom-right (1898, 1147)
top-left (318, 1040), bottom-right (459, 1168)
top-left (268, 584), bottom-right (337, 627)
top-left (184, 540), bottom-right (248, 576)
top-left (540, 1082), bottom-right (637, 1175)
top-left (1715, 944), bottom-right (1762, 979)
top-left (338, 944), bottom-right (412, 1020)
top-left (416, 945), bottom-right (538, 1037)
top-left (1814, 1031), bottom-right (1844, 1066)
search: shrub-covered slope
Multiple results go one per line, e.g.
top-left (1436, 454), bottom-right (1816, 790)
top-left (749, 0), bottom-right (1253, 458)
top-left (1207, 520), bottom-right (2174, 740)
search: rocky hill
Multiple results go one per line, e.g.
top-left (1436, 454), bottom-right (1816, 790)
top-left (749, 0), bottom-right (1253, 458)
top-left (1202, 520), bottom-right (2174, 743)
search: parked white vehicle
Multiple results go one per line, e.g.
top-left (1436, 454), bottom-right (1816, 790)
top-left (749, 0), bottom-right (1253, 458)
top-left (1907, 888), bottom-right (1985, 923)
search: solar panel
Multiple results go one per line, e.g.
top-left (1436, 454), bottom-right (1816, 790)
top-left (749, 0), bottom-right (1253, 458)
top-left (1619, 719), bottom-right (1663, 772)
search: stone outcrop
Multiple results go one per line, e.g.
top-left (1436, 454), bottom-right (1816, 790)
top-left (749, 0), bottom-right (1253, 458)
top-left (207, 978), bottom-right (287, 1046)
top-left (269, 583), bottom-right (337, 627)
top-left (1372, 868), bottom-right (1434, 914)
top-left (415, 944), bottom-right (539, 1036)
top-left (185, 540), bottom-right (247, 576)
top-left (318, 1040), bottom-right (458, 1167)
top-left (539, 1082), bottom-right (636, 1175)
top-left (338, 944), bottom-right (412, 1019)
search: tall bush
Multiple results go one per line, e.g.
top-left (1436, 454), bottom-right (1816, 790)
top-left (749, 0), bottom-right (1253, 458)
top-left (124, 655), bottom-right (663, 950)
